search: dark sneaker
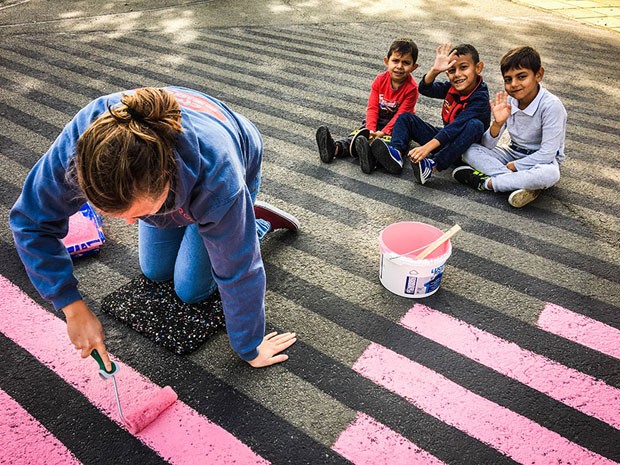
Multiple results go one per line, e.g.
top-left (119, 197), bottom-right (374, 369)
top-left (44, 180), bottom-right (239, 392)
top-left (412, 158), bottom-right (435, 185)
top-left (452, 165), bottom-right (489, 191)
top-left (316, 126), bottom-right (336, 163)
top-left (508, 189), bottom-right (541, 208)
top-left (254, 201), bottom-right (300, 232)
top-left (355, 135), bottom-right (375, 174)
top-left (370, 138), bottom-right (403, 174)
top-left (349, 128), bottom-right (371, 158)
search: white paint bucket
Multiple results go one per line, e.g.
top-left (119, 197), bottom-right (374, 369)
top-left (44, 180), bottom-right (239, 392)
top-left (378, 222), bottom-right (452, 298)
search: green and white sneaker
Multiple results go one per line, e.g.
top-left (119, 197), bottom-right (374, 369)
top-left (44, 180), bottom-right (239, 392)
top-left (452, 166), bottom-right (489, 191)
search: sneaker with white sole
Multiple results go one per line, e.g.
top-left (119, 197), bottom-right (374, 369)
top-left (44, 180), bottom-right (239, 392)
top-left (254, 201), bottom-right (300, 232)
top-left (452, 165), bottom-right (489, 191)
top-left (412, 158), bottom-right (435, 185)
top-left (316, 126), bottom-right (336, 163)
top-left (508, 189), bottom-right (541, 208)
top-left (369, 138), bottom-right (403, 174)
top-left (349, 128), bottom-right (371, 158)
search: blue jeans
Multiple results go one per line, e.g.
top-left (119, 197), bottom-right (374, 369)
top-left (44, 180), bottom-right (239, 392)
top-left (391, 113), bottom-right (484, 171)
top-left (138, 173), bottom-right (271, 303)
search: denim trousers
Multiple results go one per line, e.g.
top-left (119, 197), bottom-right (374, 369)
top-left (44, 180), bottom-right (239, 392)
top-left (391, 113), bottom-right (484, 171)
top-left (138, 173), bottom-right (271, 304)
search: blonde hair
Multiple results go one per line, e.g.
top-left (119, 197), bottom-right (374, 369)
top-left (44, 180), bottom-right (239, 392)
top-left (75, 87), bottom-right (182, 213)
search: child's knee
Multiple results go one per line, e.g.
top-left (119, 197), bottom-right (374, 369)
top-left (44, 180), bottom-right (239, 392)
top-left (466, 119), bottom-right (485, 137)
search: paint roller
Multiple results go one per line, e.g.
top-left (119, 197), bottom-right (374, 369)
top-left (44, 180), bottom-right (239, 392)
top-left (91, 350), bottom-right (178, 434)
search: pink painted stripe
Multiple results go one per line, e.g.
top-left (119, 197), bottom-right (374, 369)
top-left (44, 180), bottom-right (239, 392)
top-left (0, 276), bottom-right (268, 465)
top-left (400, 304), bottom-right (620, 430)
top-left (0, 388), bottom-right (82, 465)
top-left (332, 411), bottom-right (445, 465)
top-left (538, 303), bottom-right (620, 360)
top-left (353, 343), bottom-right (616, 465)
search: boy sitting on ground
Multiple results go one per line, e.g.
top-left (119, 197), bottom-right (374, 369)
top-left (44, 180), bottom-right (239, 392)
top-left (370, 43), bottom-right (490, 182)
top-left (454, 46), bottom-right (567, 208)
top-left (316, 38), bottom-right (419, 174)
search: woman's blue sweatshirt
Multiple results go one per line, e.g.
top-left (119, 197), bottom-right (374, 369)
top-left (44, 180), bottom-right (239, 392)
top-left (9, 87), bottom-right (266, 361)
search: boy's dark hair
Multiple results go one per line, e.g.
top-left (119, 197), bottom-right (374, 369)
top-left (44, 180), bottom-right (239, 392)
top-left (500, 46), bottom-right (542, 75)
top-left (387, 38), bottom-right (418, 64)
top-left (450, 44), bottom-right (480, 64)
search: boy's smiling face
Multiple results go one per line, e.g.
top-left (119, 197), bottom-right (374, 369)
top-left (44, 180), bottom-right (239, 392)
top-left (446, 53), bottom-right (484, 95)
top-left (384, 51), bottom-right (418, 87)
top-left (502, 66), bottom-right (544, 109)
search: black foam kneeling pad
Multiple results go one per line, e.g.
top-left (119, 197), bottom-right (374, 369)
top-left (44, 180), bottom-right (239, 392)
top-left (101, 274), bottom-right (226, 355)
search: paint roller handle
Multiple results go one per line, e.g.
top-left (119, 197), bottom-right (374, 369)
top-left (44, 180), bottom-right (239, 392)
top-left (416, 224), bottom-right (461, 260)
top-left (91, 349), bottom-right (119, 379)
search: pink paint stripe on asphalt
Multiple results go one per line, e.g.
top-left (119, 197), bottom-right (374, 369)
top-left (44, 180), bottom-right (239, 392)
top-left (0, 388), bottom-right (82, 465)
top-left (353, 342), bottom-right (616, 465)
top-left (332, 411), bottom-right (445, 465)
top-left (400, 304), bottom-right (620, 430)
top-left (0, 276), bottom-right (268, 465)
top-left (537, 303), bottom-right (620, 360)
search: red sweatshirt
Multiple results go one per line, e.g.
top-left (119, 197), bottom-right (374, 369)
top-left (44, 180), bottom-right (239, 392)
top-left (365, 70), bottom-right (419, 135)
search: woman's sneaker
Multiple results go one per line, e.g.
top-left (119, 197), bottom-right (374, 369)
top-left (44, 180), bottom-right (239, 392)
top-left (254, 201), bottom-right (300, 232)
top-left (369, 138), bottom-right (403, 174)
top-left (316, 126), bottom-right (336, 163)
top-left (508, 189), bottom-right (541, 208)
top-left (452, 166), bottom-right (489, 191)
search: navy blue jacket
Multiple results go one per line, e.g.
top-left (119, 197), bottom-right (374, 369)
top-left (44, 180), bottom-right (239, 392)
top-left (418, 75), bottom-right (491, 146)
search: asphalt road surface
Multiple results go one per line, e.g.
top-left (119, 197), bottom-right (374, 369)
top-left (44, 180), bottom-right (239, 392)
top-left (0, 1), bottom-right (618, 464)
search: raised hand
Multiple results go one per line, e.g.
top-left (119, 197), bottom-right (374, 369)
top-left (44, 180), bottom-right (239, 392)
top-left (432, 43), bottom-right (458, 73)
top-left (490, 91), bottom-right (512, 127)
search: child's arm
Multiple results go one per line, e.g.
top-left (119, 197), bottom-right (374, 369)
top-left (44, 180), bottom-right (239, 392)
top-left (365, 75), bottom-right (382, 134)
top-left (410, 88), bottom-right (490, 162)
top-left (480, 91), bottom-right (511, 149)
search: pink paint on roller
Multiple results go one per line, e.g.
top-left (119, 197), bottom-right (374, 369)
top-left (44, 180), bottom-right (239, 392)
top-left (537, 303), bottom-right (620, 360)
top-left (0, 388), bottom-right (82, 465)
top-left (124, 385), bottom-right (178, 434)
top-left (0, 275), bottom-right (268, 465)
top-left (401, 304), bottom-right (620, 429)
top-left (353, 343), bottom-right (616, 465)
top-left (333, 411), bottom-right (445, 465)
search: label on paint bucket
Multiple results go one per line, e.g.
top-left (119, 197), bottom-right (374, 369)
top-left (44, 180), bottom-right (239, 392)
top-left (405, 276), bottom-right (418, 294)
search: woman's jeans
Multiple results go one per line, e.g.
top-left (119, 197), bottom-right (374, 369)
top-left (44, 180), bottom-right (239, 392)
top-left (138, 174), bottom-right (270, 304)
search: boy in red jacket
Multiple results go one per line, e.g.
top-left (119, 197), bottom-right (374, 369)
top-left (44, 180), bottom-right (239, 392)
top-left (316, 38), bottom-right (419, 174)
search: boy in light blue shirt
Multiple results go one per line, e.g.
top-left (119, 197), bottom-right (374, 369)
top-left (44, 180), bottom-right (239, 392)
top-left (453, 46), bottom-right (567, 208)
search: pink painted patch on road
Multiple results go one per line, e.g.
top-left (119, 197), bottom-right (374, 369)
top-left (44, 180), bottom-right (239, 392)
top-left (0, 388), bottom-right (82, 465)
top-left (0, 276), bottom-right (268, 465)
top-left (333, 411), bottom-right (445, 465)
top-left (400, 304), bottom-right (620, 430)
top-left (353, 343), bottom-right (616, 465)
top-left (538, 303), bottom-right (620, 360)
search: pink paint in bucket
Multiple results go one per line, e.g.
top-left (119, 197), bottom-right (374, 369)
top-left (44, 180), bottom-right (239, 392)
top-left (378, 222), bottom-right (452, 298)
